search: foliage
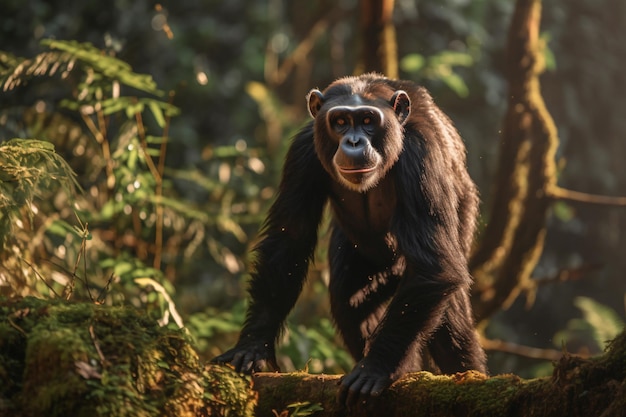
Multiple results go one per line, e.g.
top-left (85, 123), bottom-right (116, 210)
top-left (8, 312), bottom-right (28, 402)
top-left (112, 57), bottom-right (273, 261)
top-left (0, 40), bottom-right (267, 329)
top-left (0, 138), bottom-right (79, 247)
top-left (0, 138), bottom-right (81, 298)
top-left (554, 297), bottom-right (625, 353)
top-left (280, 319), bottom-right (353, 374)
top-left (400, 50), bottom-right (474, 97)
top-left (1, 39), bottom-right (165, 97)
top-left (185, 305), bottom-right (246, 357)
top-left (281, 402), bottom-right (324, 417)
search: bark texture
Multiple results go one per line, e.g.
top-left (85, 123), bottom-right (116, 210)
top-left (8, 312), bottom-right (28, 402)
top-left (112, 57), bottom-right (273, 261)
top-left (469, 0), bottom-right (559, 321)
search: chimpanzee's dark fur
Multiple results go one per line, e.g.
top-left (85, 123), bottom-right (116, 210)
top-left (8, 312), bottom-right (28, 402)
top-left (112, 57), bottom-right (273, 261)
top-left (213, 73), bottom-right (487, 406)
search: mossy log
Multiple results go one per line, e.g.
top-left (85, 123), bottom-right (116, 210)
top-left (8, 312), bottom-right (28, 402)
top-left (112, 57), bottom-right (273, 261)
top-left (0, 297), bottom-right (256, 417)
top-left (253, 338), bottom-right (626, 417)
top-left (2, 297), bottom-right (625, 417)
top-left (253, 329), bottom-right (626, 416)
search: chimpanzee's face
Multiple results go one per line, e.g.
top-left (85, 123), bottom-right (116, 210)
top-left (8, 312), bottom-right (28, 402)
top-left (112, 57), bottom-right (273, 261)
top-left (307, 87), bottom-right (410, 192)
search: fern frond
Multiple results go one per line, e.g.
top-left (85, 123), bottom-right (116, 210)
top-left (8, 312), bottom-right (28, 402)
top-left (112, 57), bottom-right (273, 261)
top-left (0, 138), bottom-right (80, 211)
top-left (0, 50), bottom-right (75, 91)
top-left (42, 39), bottom-right (163, 95)
top-left (0, 40), bottom-right (163, 96)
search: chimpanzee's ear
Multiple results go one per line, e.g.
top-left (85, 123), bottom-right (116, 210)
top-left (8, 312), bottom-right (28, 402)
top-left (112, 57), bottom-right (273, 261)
top-left (307, 89), bottom-right (324, 118)
top-left (390, 90), bottom-right (411, 125)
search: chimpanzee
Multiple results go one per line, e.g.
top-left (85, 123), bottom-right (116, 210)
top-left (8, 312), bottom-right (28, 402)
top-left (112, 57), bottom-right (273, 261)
top-left (213, 73), bottom-right (487, 405)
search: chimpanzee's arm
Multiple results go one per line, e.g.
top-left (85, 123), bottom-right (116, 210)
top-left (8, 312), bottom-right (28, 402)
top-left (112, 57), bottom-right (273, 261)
top-left (213, 123), bottom-right (329, 373)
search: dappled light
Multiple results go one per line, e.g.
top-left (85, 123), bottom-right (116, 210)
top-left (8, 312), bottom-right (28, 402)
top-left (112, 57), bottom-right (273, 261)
top-left (1, 0), bottom-right (626, 415)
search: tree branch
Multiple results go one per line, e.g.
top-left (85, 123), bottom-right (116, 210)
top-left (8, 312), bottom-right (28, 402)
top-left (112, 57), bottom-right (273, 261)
top-left (266, 18), bottom-right (330, 86)
top-left (480, 337), bottom-right (590, 361)
top-left (532, 263), bottom-right (602, 287)
top-left (548, 186), bottom-right (626, 207)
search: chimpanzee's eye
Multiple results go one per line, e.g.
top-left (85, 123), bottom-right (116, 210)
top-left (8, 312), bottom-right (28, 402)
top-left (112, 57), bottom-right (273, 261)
top-left (363, 117), bottom-right (372, 125)
top-left (336, 118), bottom-right (346, 126)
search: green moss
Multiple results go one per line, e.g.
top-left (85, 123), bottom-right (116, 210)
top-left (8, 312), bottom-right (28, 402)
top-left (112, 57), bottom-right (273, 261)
top-left (390, 371), bottom-right (520, 417)
top-left (0, 297), bottom-right (256, 417)
top-left (22, 327), bottom-right (92, 416)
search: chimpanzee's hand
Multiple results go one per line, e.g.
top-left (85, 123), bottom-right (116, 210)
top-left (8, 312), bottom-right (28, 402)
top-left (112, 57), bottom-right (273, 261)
top-left (212, 340), bottom-right (280, 374)
top-left (338, 358), bottom-right (395, 408)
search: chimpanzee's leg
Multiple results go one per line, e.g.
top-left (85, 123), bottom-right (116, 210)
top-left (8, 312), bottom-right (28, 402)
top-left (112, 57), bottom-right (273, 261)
top-left (426, 291), bottom-right (487, 373)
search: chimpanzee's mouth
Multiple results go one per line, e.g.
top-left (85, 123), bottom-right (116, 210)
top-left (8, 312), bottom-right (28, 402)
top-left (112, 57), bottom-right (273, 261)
top-left (337, 166), bottom-right (376, 174)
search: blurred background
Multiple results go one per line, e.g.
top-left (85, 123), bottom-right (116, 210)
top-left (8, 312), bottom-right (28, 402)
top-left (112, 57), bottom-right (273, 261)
top-left (1, 0), bottom-right (625, 378)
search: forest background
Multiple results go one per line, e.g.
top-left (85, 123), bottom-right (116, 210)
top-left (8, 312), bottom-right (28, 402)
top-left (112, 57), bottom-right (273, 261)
top-left (1, 0), bottom-right (625, 380)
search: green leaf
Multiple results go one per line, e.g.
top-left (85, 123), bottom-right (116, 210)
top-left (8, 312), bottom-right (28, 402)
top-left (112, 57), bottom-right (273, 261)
top-left (125, 102), bottom-right (144, 119)
top-left (145, 135), bottom-right (165, 144)
top-left (99, 200), bottom-right (120, 219)
top-left (287, 402), bottom-right (324, 416)
top-left (540, 31), bottom-right (557, 71)
top-left (145, 148), bottom-right (161, 157)
top-left (113, 262), bottom-right (135, 277)
top-left (46, 220), bottom-right (76, 238)
top-left (574, 296), bottom-right (625, 348)
top-left (435, 50), bottom-right (474, 67)
top-left (441, 73), bottom-right (469, 97)
top-left (553, 201), bottom-right (575, 222)
top-left (147, 100), bottom-right (166, 128)
top-left (100, 97), bottom-right (131, 115)
top-left (400, 54), bottom-right (425, 73)
top-left (127, 148), bottom-right (139, 171)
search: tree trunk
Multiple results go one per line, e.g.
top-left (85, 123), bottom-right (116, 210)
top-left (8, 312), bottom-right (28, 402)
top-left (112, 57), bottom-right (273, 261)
top-left (358, 0), bottom-right (398, 77)
top-left (469, 0), bottom-right (559, 322)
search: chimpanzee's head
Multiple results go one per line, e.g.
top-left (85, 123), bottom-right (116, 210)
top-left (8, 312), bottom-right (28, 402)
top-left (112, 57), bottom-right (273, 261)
top-left (307, 75), bottom-right (411, 192)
